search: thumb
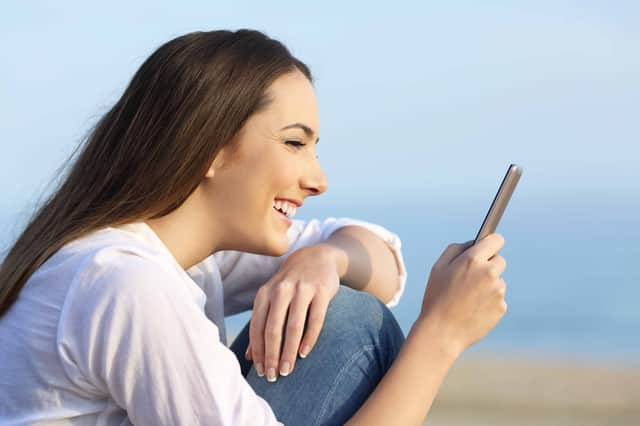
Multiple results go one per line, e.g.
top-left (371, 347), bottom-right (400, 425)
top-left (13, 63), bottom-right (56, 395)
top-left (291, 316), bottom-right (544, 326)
top-left (438, 240), bottom-right (474, 265)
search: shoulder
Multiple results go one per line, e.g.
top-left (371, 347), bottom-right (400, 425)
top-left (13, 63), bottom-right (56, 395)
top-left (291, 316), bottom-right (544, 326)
top-left (83, 249), bottom-right (173, 295)
top-left (58, 242), bottom-right (202, 350)
top-left (54, 229), bottom-right (188, 315)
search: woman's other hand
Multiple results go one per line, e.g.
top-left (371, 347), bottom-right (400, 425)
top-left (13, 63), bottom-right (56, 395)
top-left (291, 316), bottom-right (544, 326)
top-left (246, 245), bottom-right (341, 382)
top-left (418, 233), bottom-right (508, 357)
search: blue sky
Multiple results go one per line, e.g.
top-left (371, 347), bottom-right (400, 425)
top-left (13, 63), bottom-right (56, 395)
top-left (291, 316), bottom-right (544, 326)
top-left (2, 1), bottom-right (640, 358)
top-left (1, 0), bottom-right (639, 220)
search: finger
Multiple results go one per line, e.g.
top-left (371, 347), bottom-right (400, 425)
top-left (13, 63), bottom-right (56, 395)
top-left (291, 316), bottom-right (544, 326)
top-left (264, 287), bottom-right (293, 382)
top-left (487, 255), bottom-right (507, 277)
top-left (245, 342), bottom-right (252, 361)
top-left (249, 290), bottom-right (269, 377)
top-left (279, 289), bottom-right (314, 376)
top-left (439, 240), bottom-right (474, 265)
top-left (466, 233), bottom-right (505, 261)
top-left (299, 294), bottom-right (330, 359)
top-left (497, 278), bottom-right (507, 297)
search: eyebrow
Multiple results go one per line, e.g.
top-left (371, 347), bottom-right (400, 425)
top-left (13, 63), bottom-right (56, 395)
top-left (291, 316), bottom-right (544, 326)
top-left (280, 123), bottom-right (320, 144)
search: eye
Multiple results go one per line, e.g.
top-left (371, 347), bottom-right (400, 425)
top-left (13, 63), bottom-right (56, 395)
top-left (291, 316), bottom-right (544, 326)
top-left (285, 140), bottom-right (306, 149)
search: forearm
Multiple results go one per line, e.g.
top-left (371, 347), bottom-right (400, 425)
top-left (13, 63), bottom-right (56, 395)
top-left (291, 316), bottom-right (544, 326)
top-left (318, 225), bottom-right (401, 304)
top-left (346, 318), bottom-right (461, 425)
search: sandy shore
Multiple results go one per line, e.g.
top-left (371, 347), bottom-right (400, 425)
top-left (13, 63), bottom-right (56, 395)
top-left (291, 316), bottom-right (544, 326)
top-left (424, 354), bottom-right (640, 425)
top-left (227, 331), bottom-right (639, 425)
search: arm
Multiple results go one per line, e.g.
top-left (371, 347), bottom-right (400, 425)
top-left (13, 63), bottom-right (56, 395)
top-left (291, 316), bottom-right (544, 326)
top-left (317, 224), bottom-right (402, 305)
top-left (58, 255), bottom-right (282, 426)
top-left (346, 318), bottom-right (460, 425)
top-left (213, 217), bottom-right (406, 316)
top-left (348, 235), bottom-right (509, 425)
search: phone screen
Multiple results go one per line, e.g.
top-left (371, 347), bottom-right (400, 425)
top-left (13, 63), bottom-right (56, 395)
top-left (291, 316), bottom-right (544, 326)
top-left (473, 164), bottom-right (522, 244)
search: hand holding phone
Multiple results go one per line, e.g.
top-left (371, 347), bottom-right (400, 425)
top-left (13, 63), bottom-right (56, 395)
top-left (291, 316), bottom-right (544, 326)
top-left (417, 164), bottom-right (521, 356)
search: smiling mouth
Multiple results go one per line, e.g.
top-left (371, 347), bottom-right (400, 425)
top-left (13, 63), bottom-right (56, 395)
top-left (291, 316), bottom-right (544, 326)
top-left (273, 207), bottom-right (290, 218)
top-left (272, 199), bottom-right (298, 218)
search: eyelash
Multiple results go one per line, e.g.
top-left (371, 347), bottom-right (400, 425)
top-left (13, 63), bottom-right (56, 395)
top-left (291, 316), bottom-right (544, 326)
top-left (285, 140), bottom-right (306, 149)
top-left (285, 140), bottom-right (318, 158)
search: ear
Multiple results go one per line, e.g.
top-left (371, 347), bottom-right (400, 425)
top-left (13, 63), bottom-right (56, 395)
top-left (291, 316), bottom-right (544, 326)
top-left (204, 148), bottom-right (227, 179)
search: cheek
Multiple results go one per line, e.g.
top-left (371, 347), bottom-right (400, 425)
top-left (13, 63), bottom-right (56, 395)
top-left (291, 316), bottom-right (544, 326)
top-left (252, 153), bottom-right (300, 193)
top-left (224, 148), bottom-right (301, 219)
top-left (271, 159), bottom-right (302, 187)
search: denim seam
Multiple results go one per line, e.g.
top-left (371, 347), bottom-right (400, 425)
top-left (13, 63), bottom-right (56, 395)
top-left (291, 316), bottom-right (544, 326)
top-left (313, 344), bottom-right (376, 426)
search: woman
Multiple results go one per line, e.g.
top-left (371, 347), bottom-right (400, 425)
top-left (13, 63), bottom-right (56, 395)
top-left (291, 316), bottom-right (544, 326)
top-left (0, 30), bottom-right (508, 425)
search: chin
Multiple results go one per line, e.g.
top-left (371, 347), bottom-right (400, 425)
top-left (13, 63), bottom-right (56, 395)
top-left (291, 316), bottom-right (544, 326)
top-left (243, 235), bottom-right (289, 257)
top-left (264, 231), bottom-right (290, 256)
top-left (267, 239), bottom-right (289, 257)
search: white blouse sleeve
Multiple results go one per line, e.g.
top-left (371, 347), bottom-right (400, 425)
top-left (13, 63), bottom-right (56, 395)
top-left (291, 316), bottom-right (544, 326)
top-left (56, 254), bottom-right (282, 426)
top-left (217, 217), bottom-right (407, 316)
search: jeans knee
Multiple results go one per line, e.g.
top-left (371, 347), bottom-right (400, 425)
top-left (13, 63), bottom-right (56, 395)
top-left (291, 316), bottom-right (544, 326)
top-left (320, 285), bottom-right (405, 375)
top-left (325, 285), bottom-right (403, 343)
top-left (328, 285), bottom-right (380, 323)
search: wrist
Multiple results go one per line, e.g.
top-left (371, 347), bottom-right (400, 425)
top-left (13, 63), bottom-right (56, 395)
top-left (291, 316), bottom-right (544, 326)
top-left (410, 316), bottom-right (464, 362)
top-left (314, 242), bottom-right (349, 279)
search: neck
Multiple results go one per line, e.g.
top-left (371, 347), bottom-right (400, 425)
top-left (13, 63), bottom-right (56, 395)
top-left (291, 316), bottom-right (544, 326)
top-left (145, 188), bottom-right (221, 270)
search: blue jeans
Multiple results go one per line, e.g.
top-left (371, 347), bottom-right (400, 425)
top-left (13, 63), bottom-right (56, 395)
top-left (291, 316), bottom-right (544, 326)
top-left (229, 285), bottom-right (406, 425)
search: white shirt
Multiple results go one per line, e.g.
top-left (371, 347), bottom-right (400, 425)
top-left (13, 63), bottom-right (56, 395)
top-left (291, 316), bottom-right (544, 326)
top-left (0, 218), bottom-right (406, 425)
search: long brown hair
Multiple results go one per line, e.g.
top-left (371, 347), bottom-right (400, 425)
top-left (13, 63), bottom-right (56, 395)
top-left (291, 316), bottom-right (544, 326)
top-left (0, 29), bottom-right (312, 317)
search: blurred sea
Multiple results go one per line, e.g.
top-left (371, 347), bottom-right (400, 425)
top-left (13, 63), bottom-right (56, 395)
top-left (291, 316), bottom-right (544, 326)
top-left (297, 191), bottom-right (640, 363)
top-left (2, 190), bottom-right (638, 363)
top-left (283, 189), bottom-right (639, 363)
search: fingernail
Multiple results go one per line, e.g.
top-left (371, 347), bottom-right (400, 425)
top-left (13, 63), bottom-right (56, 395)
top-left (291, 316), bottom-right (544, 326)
top-left (267, 367), bottom-right (277, 382)
top-left (280, 361), bottom-right (290, 376)
top-left (245, 347), bottom-right (250, 359)
top-left (300, 345), bottom-right (310, 358)
top-left (255, 363), bottom-right (264, 377)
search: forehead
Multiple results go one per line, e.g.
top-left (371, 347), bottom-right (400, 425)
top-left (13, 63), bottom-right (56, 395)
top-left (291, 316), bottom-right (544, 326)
top-left (258, 70), bottom-right (319, 133)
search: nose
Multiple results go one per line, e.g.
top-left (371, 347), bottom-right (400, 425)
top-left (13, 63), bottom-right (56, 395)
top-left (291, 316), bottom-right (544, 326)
top-left (300, 158), bottom-right (328, 196)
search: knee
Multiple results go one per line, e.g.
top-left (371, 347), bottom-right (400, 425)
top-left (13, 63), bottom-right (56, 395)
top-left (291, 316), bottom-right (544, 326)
top-left (325, 285), bottom-right (400, 338)
top-left (319, 285), bottom-right (404, 368)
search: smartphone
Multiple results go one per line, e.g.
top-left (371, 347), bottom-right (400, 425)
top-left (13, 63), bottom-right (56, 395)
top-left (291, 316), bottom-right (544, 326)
top-left (473, 164), bottom-right (522, 244)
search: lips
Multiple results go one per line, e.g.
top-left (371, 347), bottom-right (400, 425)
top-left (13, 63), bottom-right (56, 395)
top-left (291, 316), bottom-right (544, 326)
top-left (274, 198), bottom-right (302, 207)
top-left (273, 199), bottom-right (298, 218)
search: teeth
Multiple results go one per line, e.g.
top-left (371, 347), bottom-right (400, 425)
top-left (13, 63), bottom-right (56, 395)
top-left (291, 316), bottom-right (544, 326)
top-left (273, 199), bottom-right (297, 218)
